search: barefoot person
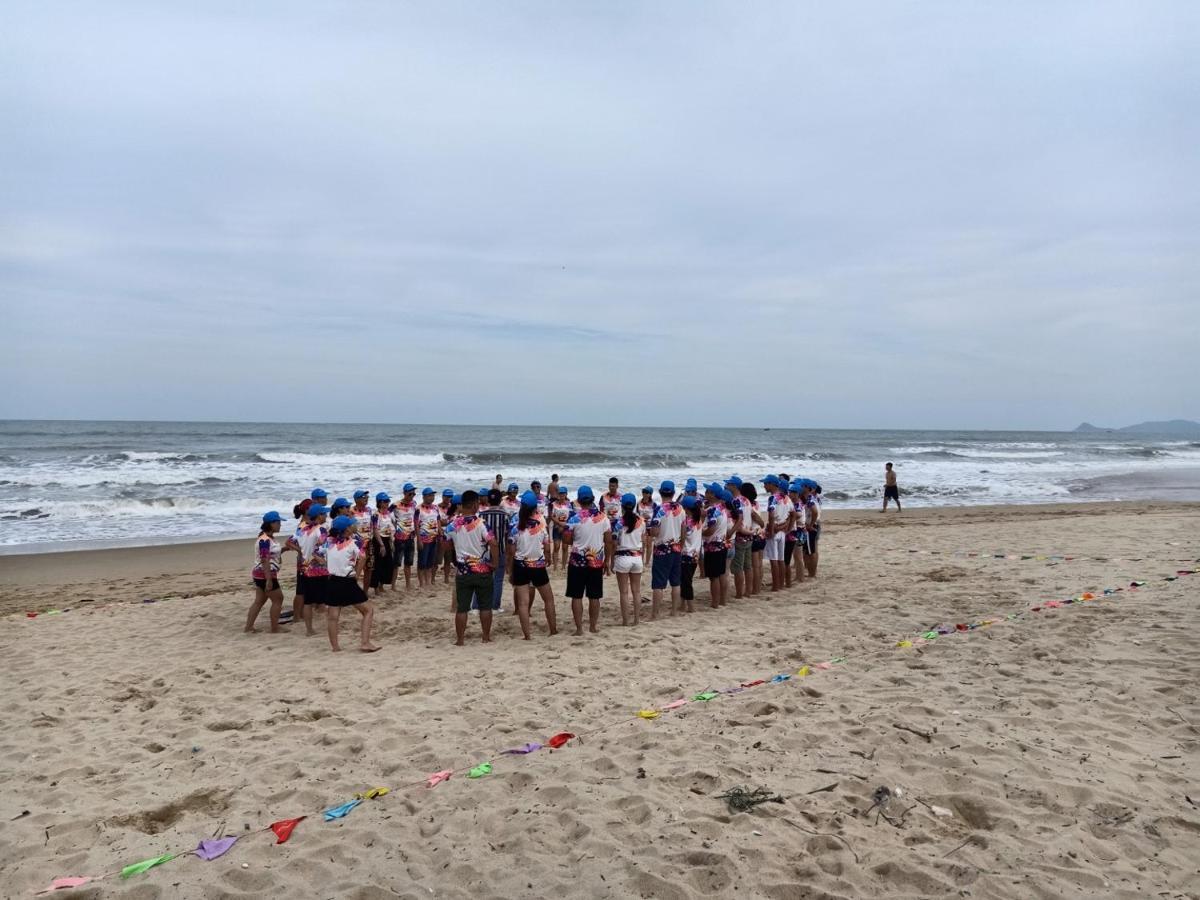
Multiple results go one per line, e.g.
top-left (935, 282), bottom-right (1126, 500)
top-left (638, 486), bottom-right (657, 565)
top-left (245, 510), bottom-right (289, 633)
top-left (802, 482), bottom-right (822, 578)
top-left (444, 490), bottom-right (499, 645)
top-left (391, 483), bottom-right (418, 590)
top-left (370, 492), bottom-right (395, 594)
top-left (350, 490), bottom-right (375, 592)
top-left (679, 495), bottom-right (703, 613)
top-left (321, 515), bottom-right (381, 652)
top-left (549, 484), bottom-right (574, 569)
top-left (648, 480), bottom-right (683, 618)
top-left (506, 490), bottom-right (558, 639)
top-left (286, 503), bottom-right (329, 636)
top-left (883, 463), bottom-right (901, 512)
top-left (601, 477), bottom-right (623, 525)
top-left (561, 485), bottom-right (613, 636)
top-left (763, 475), bottom-right (793, 593)
top-left (701, 482), bottom-right (730, 607)
top-left (612, 493), bottom-right (646, 626)
top-left (479, 488), bottom-right (511, 613)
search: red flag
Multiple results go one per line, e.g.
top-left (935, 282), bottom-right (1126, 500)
top-left (740, 679), bottom-right (765, 688)
top-left (270, 816), bottom-right (305, 844)
top-left (547, 732), bottom-right (575, 749)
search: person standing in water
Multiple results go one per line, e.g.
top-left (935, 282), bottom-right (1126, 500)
top-left (883, 462), bottom-right (901, 512)
top-left (246, 510), bottom-right (290, 633)
top-left (506, 490), bottom-right (558, 639)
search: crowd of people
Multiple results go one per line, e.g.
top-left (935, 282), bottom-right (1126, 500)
top-left (245, 473), bottom-right (823, 650)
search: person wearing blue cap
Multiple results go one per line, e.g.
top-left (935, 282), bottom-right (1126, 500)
top-left (369, 492), bottom-right (395, 594)
top-left (801, 482), bottom-right (822, 578)
top-left (783, 482), bottom-right (804, 588)
top-left (438, 489), bottom-right (458, 585)
top-left (740, 483), bottom-right (766, 597)
top-left (506, 490), bottom-right (558, 638)
top-left (415, 489), bottom-right (442, 586)
top-left (478, 489), bottom-right (511, 614)
top-left (501, 482), bottom-right (521, 517)
top-left (390, 484), bottom-right (418, 590)
top-left (311, 487), bottom-right (328, 502)
top-left (349, 490), bottom-right (375, 593)
top-left (245, 511), bottom-right (290, 634)
top-left (764, 475), bottom-right (794, 592)
top-left (701, 484), bottom-right (730, 607)
top-left (637, 487), bottom-right (657, 566)
top-left (321, 515), bottom-right (381, 653)
top-left (612, 493), bottom-right (647, 626)
top-left (682, 478), bottom-right (701, 505)
top-left (679, 495), bottom-right (704, 612)
top-left (549, 485), bottom-right (575, 570)
top-left (529, 480), bottom-right (549, 523)
top-left (726, 478), bottom-right (754, 598)
top-left (649, 480), bottom-right (684, 617)
top-left (444, 490), bottom-right (500, 645)
top-left (562, 485), bottom-right (613, 635)
top-left (285, 503), bottom-right (330, 635)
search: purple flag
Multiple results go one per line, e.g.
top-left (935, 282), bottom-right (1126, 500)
top-left (194, 837), bottom-right (238, 861)
top-left (501, 742), bottom-right (543, 755)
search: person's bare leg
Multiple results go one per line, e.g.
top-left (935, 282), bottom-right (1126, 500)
top-left (292, 592), bottom-right (305, 622)
top-left (480, 608), bottom-right (493, 643)
top-left (357, 601), bottom-right (380, 651)
top-left (588, 597), bottom-right (600, 633)
top-left (454, 610), bottom-right (468, 645)
top-left (808, 550), bottom-right (819, 578)
top-left (537, 583), bottom-right (558, 634)
top-left (617, 573), bottom-right (630, 625)
top-left (404, 564), bottom-right (412, 590)
top-left (733, 570), bottom-right (744, 599)
top-left (327, 606), bottom-right (342, 651)
top-left (710, 578), bottom-right (720, 609)
top-left (516, 585), bottom-right (532, 639)
top-left (720, 572), bottom-right (730, 606)
top-left (301, 599), bottom-right (316, 635)
top-left (652, 587), bottom-right (663, 620)
top-left (784, 553), bottom-right (793, 588)
top-left (268, 588), bottom-right (287, 633)
top-left (245, 588), bottom-right (267, 632)
top-left (571, 597), bottom-right (584, 636)
top-left (630, 572), bottom-right (642, 625)
top-left (670, 585), bottom-right (681, 616)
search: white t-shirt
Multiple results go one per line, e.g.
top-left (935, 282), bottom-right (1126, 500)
top-left (325, 536), bottom-right (361, 578)
top-left (444, 514), bottom-right (495, 573)
top-left (510, 518), bottom-right (550, 566)
top-left (601, 492), bottom-right (623, 521)
top-left (769, 493), bottom-right (793, 527)
top-left (613, 515), bottom-right (645, 554)
top-left (352, 506), bottom-right (374, 536)
top-left (682, 517), bottom-right (703, 558)
top-left (565, 507), bottom-right (611, 568)
top-left (651, 501), bottom-right (685, 549)
top-left (374, 508), bottom-right (395, 538)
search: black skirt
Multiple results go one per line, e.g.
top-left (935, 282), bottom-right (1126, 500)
top-left (326, 575), bottom-right (367, 608)
top-left (371, 538), bottom-right (395, 587)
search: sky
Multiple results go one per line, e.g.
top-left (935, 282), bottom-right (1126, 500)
top-left (2, 1), bottom-right (1197, 430)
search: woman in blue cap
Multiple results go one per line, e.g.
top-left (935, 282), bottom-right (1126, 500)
top-left (246, 510), bottom-right (290, 633)
top-left (322, 515), bottom-right (381, 652)
top-left (561, 485), bottom-right (613, 635)
top-left (507, 490), bottom-right (558, 638)
top-left (741, 483), bottom-right (765, 597)
top-left (371, 492), bottom-right (395, 593)
top-left (637, 486), bottom-right (657, 566)
top-left (612, 493), bottom-right (646, 625)
top-left (439, 489), bottom-right (457, 585)
top-left (415, 488), bottom-right (442, 587)
top-left (350, 490), bottom-right (375, 592)
top-left (679, 495), bottom-right (704, 613)
top-left (549, 485), bottom-right (575, 570)
top-left (285, 502), bottom-right (330, 635)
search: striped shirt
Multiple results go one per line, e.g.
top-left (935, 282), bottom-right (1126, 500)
top-left (480, 507), bottom-right (512, 556)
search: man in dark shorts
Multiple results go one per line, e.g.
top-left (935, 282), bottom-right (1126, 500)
top-left (479, 489), bottom-right (511, 612)
top-left (444, 490), bottom-right (499, 645)
top-left (562, 485), bottom-right (613, 635)
top-left (883, 462), bottom-right (901, 512)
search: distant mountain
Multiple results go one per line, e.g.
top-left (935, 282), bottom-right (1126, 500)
top-left (1073, 419), bottom-right (1200, 435)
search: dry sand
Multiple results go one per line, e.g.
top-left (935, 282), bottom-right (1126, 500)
top-left (1, 501), bottom-right (1198, 899)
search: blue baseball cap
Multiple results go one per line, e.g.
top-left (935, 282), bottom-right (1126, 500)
top-left (262, 510), bottom-right (282, 524)
top-left (376, 492), bottom-right (390, 502)
top-left (442, 488), bottom-right (454, 497)
top-left (725, 475), bottom-right (743, 487)
top-left (621, 492), bottom-right (636, 505)
top-left (704, 481), bottom-right (723, 494)
top-left (310, 488), bottom-right (327, 500)
top-left (331, 497), bottom-right (351, 510)
top-left (577, 485), bottom-right (594, 501)
top-left (520, 490), bottom-right (539, 508)
top-left (557, 485), bottom-right (568, 494)
top-left (421, 487), bottom-right (435, 496)
top-left (330, 514), bottom-right (354, 532)
top-left (507, 482), bottom-right (519, 491)
top-left (760, 474), bottom-right (779, 485)
top-left (452, 493), bottom-right (463, 505)
top-left (642, 485), bottom-right (653, 493)
top-left (685, 478), bottom-right (698, 491)
top-left (681, 495), bottom-right (699, 509)
top-left (720, 489), bottom-right (734, 504)
top-left (660, 479), bottom-right (675, 493)
top-left (307, 504), bottom-right (329, 518)
top-left (353, 489), bottom-right (369, 499)
top-left (403, 482), bottom-right (416, 493)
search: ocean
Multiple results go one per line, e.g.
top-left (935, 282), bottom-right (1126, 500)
top-left (1, 420), bottom-right (1198, 553)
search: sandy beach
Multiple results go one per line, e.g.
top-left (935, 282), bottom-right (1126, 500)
top-left (1, 501), bottom-right (1198, 899)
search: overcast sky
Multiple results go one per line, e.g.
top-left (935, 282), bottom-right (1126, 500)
top-left (3, 1), bottom-right (1197, 429)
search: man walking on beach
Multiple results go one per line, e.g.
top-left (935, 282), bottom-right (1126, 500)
top-left (883, 463), bottom-right (901, 512)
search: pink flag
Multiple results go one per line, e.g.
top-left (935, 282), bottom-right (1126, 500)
top-left (427, 769), bottom-right (453, 788)
top-left (36, 877), bottom-right (94, 895)
top-left (660, 699), bottom-right (688, 711)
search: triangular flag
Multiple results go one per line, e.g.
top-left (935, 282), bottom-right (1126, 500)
top-left (427, 770), bottom-right (453, 787)
top-left (896, 640), bottom-right (913, 648)
top-left (796, 666), bottom-right (812, 677)
top-left (194, 837), bottom-right (238, 861)
top-left (769, 674), bottom-right (790, 684)
top-left (270, 816), bottom-right (305, 843)
top-left (740, 679), bottom-right (765, 688)
top-left (547, 732), bottom-right (575, 749)
top-left (467, 762), bottom-right (492, 778)
top-left (692, 691), bottom-right (718, 701)
top-left (501, 742), bottom-right (542, 755)
top-left (323, 799), bottom-right (362, 821)
top-left (121, 853), bottom-right (176, 879)
top-left (36, 877), bottom-right (95, 894)
top-left (354, 787), bottom-right (390, 800)
top-left (815, 662), bottom-right (832, 670)
top-left (636, 709), bottom-right (660, 719)
top-left (661, 699), bottom-right (688, 711)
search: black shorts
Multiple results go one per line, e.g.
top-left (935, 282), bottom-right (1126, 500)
top-left (884, 485), bottom-right (900, 500)
top-left (253, 577), bottom-right (281, 591)
top-left (566, 565), bottom-right (604, 600)
top-left (806, 528), bottom-right (820, 552)
top-left (325, 574), bottom-right (367, 608)
top-left (512, 561), bottom-right (550, 587)
top-left (297, 574), bottom-right (328, 605)
top-left (395, 537), bottom-right (415, 567)
top-left (783, 539), bottom-right (796, 565)
top-left (703, 550), bottom-right (727, 579)
top-left (751, 537), bottom-right (766, 552)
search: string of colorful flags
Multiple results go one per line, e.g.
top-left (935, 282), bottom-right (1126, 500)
top-left (862, 547), bottom-right (1200, 565)
top-left (31, 562), bottom-right (1196, 894)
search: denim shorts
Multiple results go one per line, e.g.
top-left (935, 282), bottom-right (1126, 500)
top-left (417, 541), bottom-right (440, 570)
top-left (651, 550), bottom-right (682, 589)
